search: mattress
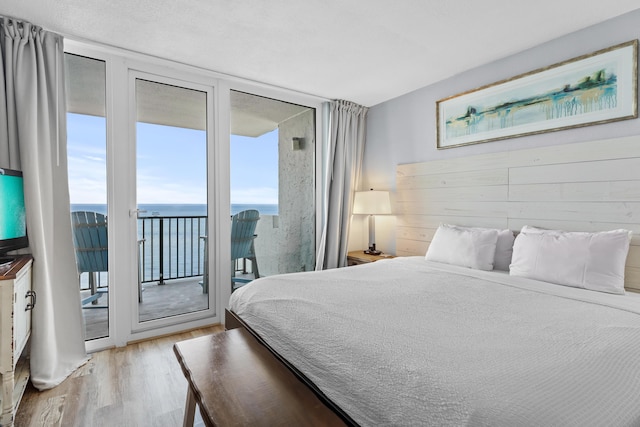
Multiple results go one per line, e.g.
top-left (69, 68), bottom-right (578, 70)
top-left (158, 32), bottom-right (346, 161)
top-left (228, 257), bottom-right (640, 426)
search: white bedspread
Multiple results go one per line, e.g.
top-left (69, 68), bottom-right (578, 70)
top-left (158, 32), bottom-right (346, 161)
top-left (229, 257), bottom-right (640, 426)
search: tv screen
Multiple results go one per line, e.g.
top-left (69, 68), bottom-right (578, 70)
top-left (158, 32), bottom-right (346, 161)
top-left (0, 168), bottom-right (28, 258)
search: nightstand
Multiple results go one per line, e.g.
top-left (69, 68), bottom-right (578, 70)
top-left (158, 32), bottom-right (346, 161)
top-left (347, 251), bottom-right (395, 266)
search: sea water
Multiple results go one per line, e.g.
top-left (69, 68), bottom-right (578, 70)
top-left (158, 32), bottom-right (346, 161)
top-left (71, 203), bottom-right (278, 216)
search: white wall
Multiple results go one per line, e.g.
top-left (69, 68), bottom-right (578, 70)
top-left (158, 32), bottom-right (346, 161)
top-left (357, 8), bottom-right (640, 255)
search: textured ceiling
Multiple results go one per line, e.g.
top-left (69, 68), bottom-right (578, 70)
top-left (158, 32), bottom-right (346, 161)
top-left (2, 1), bottom-right (640, 107)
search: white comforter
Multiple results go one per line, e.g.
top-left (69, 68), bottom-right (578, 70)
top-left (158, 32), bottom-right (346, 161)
top-left (229, 257), bottom-right (640, 426)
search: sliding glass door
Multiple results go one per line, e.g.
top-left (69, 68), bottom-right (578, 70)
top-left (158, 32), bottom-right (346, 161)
top-left (131, 72), bottom-right (214, 330)
top-left (66, 54), bottom-right (217, 342)
top-left (64, 40), bottom-right (322, 349)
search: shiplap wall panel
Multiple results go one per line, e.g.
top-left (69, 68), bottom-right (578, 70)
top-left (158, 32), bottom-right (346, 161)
top-left (397, 226), bottom-right (436, 242)
top-left (509, 158), bottom-right (640, 185)
top-left (398, 186), bottom-right (508, 203)
top-left (624, 268), bottom-right (640, 292)
top-left (508, 202), bottom-right (640, 224)
top-left (506, 135), bottom-right (640, 167)
top-left (507, 219), bottom-right (640, 246)
top-left (398, 215), bottom-right (508, 230)
top-left (396, 238), bottom-right (430, 257)
top-left (397, 169), bottom-right (508, 190)
top-left (509, 181), bottom-right (640, 202)
top-left (396, 135), bottom-right (640, 292)
top-left (627, 246), bottom-right (640, 267)
top-left (398, 201), bottom-right (509, 217)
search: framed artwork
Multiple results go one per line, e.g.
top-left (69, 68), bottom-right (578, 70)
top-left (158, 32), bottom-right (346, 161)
top-left (436, 40), bottom-right (638, 149)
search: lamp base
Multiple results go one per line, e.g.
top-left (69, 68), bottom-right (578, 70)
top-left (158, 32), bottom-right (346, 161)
top-left (364, 245), bottom-right (381, 256)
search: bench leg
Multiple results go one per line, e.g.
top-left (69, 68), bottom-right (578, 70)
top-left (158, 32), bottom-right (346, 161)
top-left (183, 387), bottom-right (196, 427)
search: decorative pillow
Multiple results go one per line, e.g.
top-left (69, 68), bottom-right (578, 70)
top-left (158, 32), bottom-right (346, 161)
top-left (494, 229), bottom-right (516, 271)
top-left (475, 227), bottom-right (514, 271)
top-left (430, 225), bottom-right (514, 271)
top-left (510, 226), bottom-right (632, 294)
top-left (425, 224), bottom-right (499, 271)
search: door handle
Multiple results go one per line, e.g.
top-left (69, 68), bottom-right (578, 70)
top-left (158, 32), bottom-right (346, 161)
top-left (129, 208), bottom-right (148, 218)
top-left (25, 290), bottom-right (36, 311)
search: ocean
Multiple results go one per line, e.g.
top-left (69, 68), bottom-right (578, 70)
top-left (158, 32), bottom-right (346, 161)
top-left (71, 203), bottom-right (279, 216)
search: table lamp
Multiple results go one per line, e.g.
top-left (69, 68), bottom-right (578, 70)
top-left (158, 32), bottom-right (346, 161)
top-left (353, 189), bottom-right (391, 255)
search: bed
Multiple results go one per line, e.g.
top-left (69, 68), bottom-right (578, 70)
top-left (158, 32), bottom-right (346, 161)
top-left (229, 255), bottom-right (640, 426)
top-left (226, 137), bottom-right (640, 426)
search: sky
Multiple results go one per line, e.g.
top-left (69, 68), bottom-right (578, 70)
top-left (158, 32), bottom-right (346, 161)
top-left (66, 113), bottom-right (279, 206)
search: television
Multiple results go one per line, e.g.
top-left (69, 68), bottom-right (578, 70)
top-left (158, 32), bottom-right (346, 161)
top-left (0, 168), bottom-right (29, 265)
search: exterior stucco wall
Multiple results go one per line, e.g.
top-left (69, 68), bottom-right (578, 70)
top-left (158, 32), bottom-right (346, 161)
top-left (253, 108), bottom-right (315, 276)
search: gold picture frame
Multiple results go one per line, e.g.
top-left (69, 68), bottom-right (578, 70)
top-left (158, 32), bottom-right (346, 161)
top-left (436, 40), bottom-right (638, 149)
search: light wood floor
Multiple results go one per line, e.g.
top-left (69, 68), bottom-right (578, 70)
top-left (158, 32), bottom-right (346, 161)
top-left (15, 325), bottom-right (224, 427)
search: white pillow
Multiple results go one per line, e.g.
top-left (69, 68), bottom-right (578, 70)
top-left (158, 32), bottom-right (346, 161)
top-left (475, 227), bottom-right (514, 271)
top-left (425, 224), bottom-right (499, 271)
top-left (495, 229), bottom-right (516, 271)
top-left (430, 225), bottom-right (514, 271)
top-left (510, 226), bottom-right (632, 294)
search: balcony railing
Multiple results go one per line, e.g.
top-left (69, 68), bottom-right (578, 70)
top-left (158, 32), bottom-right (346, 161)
top-left (138, 215), bottom-right (207, 284)
top-left (79, 213), bottom-right (266, 289)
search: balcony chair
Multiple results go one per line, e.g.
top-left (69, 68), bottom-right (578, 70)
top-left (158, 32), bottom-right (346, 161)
top-left (231, 209), bottom-right (260, 292)
top-left (71, 211), bottom-right (108, 308)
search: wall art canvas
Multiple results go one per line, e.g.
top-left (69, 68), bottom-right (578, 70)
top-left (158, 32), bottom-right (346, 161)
top-left (437, 40), bottom-right (638, 149)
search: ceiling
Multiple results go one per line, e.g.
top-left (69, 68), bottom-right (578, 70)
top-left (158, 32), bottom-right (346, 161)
top-left (3, 1), bottom-right (640, 107)
top-left (65, 48), bottom-right (310, 136)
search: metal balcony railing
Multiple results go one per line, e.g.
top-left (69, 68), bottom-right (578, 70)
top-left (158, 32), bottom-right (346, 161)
top-left (138, 215), bottom-right (207, 284)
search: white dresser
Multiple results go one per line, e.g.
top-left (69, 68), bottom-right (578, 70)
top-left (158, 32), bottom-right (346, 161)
top-left (0, 256), bottom-right (34, 427)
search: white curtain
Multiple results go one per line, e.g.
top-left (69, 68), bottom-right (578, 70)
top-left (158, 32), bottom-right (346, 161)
top-left (0, 17), bottom-right (88, 390)
top-left (316, 100), bottom-right (368, 270)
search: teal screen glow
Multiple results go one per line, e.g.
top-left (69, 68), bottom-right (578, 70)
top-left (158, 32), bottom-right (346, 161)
top-left (0, 175), bottom-right (26, 240)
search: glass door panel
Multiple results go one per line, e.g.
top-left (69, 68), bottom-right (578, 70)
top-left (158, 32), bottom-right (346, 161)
top-left (65, 53), bottom-right (109, 341)
top-left (134, 78), bottom-right (209, 323)
top-left (229, 91), bottom-right (315, 291)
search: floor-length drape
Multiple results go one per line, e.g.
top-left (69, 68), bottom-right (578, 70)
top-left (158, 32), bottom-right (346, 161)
top-left (316, 100), bottom-right (368, 270)
top-left (0, 17), bottom-right (88, 390)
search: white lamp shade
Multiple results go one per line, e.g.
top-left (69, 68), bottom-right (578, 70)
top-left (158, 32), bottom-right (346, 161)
top-left (353, 190), bottom-right (391, 215)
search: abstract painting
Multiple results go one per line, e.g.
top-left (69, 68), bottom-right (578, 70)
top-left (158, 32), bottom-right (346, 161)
top-left (437, 40), bottom-right (637, 149)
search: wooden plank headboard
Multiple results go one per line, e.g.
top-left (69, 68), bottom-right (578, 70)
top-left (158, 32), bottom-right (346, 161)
top-left (396, 135), bottom-right (640, 292)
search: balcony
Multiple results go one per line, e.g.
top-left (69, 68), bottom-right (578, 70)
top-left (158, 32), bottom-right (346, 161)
top-left (80, 203), bottom-right (316, 340)
top-left (82, 214), bottom-right (244, 340)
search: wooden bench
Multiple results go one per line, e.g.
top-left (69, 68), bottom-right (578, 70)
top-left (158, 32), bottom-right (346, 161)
top-left (173, 327), bottom-right (349, 426)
